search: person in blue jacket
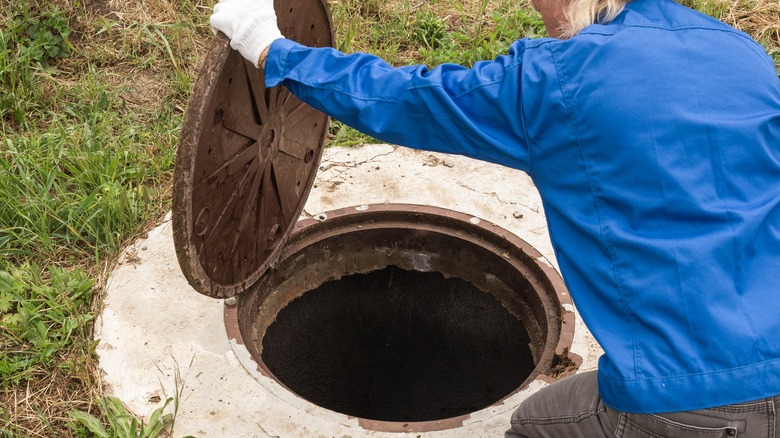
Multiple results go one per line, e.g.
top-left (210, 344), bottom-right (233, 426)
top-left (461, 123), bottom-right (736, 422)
top-left (210, 0), bottom-right (780, 435)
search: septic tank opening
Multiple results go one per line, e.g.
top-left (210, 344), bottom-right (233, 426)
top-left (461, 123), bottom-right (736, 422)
top-left (261, 266), bottom-right (535, 423)
top-left (231, 205), bottom-right (577, 430)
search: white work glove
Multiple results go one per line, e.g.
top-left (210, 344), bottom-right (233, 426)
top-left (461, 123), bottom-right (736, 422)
top-left (210, 0), bottom-right (284, 67)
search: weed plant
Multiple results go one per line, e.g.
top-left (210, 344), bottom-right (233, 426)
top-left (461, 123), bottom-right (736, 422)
top-left (0, 0), bottom-right (777, 436)
top-left (0, 3), bottom-right (71, 127)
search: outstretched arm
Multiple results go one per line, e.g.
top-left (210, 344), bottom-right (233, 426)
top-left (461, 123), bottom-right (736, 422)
top-left (211, 0), bottom-right (532, 171)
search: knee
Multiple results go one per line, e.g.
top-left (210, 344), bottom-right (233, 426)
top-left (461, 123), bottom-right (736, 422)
top-left (503, 371), bottom-right (601, 438)
top-left (504, 393), bottom-right (543, 438)
top-left (505, 417), bottom-right (532, 438)
top-left (504, 394), bottom-right (535, 437)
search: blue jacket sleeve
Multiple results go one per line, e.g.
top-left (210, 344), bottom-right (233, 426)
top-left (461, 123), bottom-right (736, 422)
top-left (264, 38), bottom-right (532, 171)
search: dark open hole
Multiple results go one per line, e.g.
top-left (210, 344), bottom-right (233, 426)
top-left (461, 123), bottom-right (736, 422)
top-left (261, 266), bottom-right (535, 423)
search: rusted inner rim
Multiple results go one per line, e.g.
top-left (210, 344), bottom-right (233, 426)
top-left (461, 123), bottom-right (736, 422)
top-left (225, 204), bottom-right (578, 433)
top-left (172, 0), bottom-right (334, 299)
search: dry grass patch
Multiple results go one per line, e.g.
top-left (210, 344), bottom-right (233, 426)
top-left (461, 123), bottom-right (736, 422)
top-left (724, 0), bottom-right (780, 49)
top-left (681, 0), bottom-right (780, 65)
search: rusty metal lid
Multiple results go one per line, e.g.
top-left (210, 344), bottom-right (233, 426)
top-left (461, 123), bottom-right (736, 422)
top-left (172, 0), bottom-right (334, 298)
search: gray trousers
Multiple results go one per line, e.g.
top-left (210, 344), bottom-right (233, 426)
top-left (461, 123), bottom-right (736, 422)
top-left (506, 371), bottom-right (780, 438)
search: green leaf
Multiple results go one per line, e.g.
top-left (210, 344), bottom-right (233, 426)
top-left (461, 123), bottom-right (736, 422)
top-left (129, 417), bottom-right (138, 438)
top-left (1, 313), bottom-right (22, 333)
top-left (102, 396), bottom-right (137, 437)
top-left (0, 271), bottom-right (21, 294)
top-left (0, 293), bottom-right (13, 313)
top-left (0, 355), bottom-right (35, 385)
top-left (67, 410), bottom-right (109, 438)
top-left (143, 398), bottom-right (174, 437)
top-left (142, 413), bottom-right (172, 438)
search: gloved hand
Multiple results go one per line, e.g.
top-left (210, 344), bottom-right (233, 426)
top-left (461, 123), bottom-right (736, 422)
top-left (210, 0), bottom-right (284, 67)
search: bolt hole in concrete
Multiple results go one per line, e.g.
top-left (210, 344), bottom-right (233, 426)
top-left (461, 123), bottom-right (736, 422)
top-left (262, 266), bottom-right (534, 422)
top-left (232, 206), bottom-right (572, 430)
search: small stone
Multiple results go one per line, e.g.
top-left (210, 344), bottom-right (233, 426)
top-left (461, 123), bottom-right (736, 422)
top-left (513, 211), bottom-right (524, 219)
top-left (443, 160), bottom-right (455, 168)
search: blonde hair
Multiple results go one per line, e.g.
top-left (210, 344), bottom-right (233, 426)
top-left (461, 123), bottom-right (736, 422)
top-left (560, 0), bottom-right (629, 38)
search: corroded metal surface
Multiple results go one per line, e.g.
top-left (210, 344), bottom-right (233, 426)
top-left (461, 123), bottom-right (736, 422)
top-left (173, 0), bottom-right (334, 298)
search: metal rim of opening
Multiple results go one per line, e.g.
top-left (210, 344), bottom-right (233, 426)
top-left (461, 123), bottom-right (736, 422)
top-left (223, 204), bottom-right (580, 433)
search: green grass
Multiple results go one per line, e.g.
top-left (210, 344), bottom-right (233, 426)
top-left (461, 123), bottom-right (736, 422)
top-left (0, 2), bottom-right (70, 127)
top-left (0, 0), bottom-right (206, 435)
top-left (0, 266), bottom-right (93, 382)
top-left (328, 0), bottom-right (546, 144)
top-left (0, 0), bottom-right (777, 436)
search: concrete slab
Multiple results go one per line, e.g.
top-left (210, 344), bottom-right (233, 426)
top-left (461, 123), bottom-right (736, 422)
top-left (96, 144), bottom-right (603, 438)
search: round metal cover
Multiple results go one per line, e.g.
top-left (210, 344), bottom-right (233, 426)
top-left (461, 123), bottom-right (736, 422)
top-left (173, 0), bottom-right (334, 298)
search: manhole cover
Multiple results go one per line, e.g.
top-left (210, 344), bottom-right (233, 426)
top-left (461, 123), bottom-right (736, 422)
top-left (173, 0), bottom-right (334, 298)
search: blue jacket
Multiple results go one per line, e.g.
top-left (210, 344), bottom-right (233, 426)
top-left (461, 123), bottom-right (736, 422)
top-left (265, 0), bottom-right (780, 413)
